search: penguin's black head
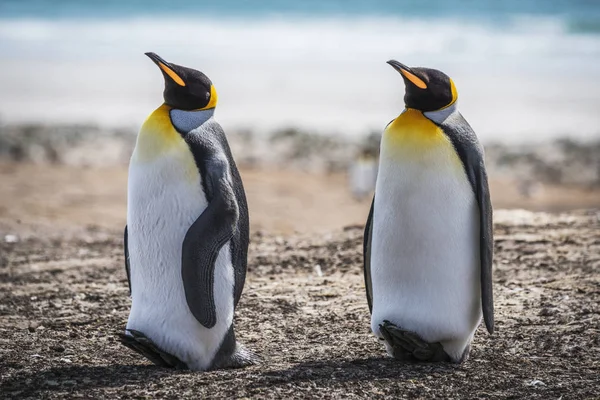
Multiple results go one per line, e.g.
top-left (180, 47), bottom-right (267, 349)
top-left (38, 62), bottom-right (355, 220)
top-left (387, 60), bottom-right (457, 112)
top-left (145, 52), bottom-right (217, 111)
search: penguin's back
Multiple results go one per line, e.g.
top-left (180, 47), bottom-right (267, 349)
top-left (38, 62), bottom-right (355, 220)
top-left (370, 109), bottom-right (482, 359)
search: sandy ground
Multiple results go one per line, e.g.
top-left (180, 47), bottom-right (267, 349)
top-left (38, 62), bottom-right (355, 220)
top-left (0, 163), bottom-right (599, 235)
top-left (0, 163), bottom-right (599, 398)
top-left (0, 211), bottom-right (599, 399)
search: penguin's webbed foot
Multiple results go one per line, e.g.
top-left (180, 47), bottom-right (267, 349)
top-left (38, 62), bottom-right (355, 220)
top-left (118, 329), bottom-right (188, 369)
top-left (210, 344), bottom-right (260, 370)
top-left (379, 320), bottom-right (451, 363)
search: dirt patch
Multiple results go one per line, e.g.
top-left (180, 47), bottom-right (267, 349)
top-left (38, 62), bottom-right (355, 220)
top-left (1, 163), bottom-right (599, 237)
top-left (0, 210), bottom-right (598, 399)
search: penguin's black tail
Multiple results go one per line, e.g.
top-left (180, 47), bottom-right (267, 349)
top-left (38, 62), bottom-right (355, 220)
top-left (378, 320), bottom-right (451, 363)
top-left (118, 329), bottom-right (187, 369)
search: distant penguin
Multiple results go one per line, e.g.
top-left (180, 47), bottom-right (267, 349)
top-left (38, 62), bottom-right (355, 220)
top-left (349, 150), bottom-right (378, 200)
top-left (363, 60), bottom-right (494, 363)
top-left (120, 52), bottom-right (256, 370)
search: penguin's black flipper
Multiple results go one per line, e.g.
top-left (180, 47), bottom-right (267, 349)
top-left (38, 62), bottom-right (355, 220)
top-left (124, 225), bottom-right (131, 296)
top-left (118, 329), bottom-right (187, 369)
top-left (379, 321), bottom-right (451, 363)
top-left (181, 156), bottom-right (239, 329)
top-left (439, 113), bottom-right (494, 334)
top-left (182, 120), bottom-right (250, 311)
top-left (363, 198), bottom-right (375, 314)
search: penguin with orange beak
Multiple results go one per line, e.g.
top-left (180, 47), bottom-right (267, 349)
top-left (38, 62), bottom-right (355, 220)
top-left (120, 53), bottom-right (255, 370)
top-left (363, 60), bottom-right (494, 363)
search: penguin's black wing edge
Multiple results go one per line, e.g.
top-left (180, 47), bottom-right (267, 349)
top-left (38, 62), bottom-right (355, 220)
top-left (181, 155), bottom-right (239, 330)
top-left (124, 225), bottom-right (131, 296)
top-left (363, 198), bottom-right (375, 314)
top-left (440, 113), bottom-right (494, 334)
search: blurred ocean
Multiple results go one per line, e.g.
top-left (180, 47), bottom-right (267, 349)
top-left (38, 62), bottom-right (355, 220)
top-left (0, 0), bottom-right (599, 143)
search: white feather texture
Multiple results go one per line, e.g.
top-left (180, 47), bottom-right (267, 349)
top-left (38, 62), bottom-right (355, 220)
top-left (370, 108), bottom-right (482, 362)
top-left (126, 117), bottom-right (234, 371)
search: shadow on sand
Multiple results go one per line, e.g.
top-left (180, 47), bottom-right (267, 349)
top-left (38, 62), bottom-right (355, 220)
top-left (0, 356), bottom-right (461, 397)
top-left (0, 364), bottom-right (169, 397)
top-left (246, 356), bottom-right (461, 390)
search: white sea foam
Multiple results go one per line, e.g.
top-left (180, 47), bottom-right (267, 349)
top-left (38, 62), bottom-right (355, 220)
top-left (0, 16), bottom-right (598, 142)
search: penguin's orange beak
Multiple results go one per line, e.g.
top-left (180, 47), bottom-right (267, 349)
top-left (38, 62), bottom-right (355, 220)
top-left (145, 52), bottom-right (186, 87)
top-left (387, 60), bottom-right (428, 90)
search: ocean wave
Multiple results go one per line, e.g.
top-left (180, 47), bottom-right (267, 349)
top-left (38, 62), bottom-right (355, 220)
top-left (0, 15), bottom-right (598, 61)
top-left (568, 18), bottom-right (600, 34)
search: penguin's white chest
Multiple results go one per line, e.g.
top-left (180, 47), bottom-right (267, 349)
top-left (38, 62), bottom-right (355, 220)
top-left (370, 112), bottom-right (482, 360)
top-left (125, 131), bottom-right (234, 370)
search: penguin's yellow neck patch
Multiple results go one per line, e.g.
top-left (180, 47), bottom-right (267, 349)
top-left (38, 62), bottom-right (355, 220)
top-left (445, 78), bottom-right (458, 108)
top-left (132, 104), bottom-right (186, 162)
top-left (200, 85), bottom-right (218, 110)
top-left (383, 109), bottom-right (462, 169)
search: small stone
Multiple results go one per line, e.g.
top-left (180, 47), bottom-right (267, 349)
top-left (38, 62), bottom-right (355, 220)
top-left (4, 234), bottom-right (19, 243)
top-left (527, 379), bottom-right (546, 387)
top-left (28, 322), bottom-right (39, 332)
top-left (539, 308), bottom-right (558, 317)
top-left (50, 345), bottom-right (65, 353)
top-left (313, 264), bottom-right (323, 277)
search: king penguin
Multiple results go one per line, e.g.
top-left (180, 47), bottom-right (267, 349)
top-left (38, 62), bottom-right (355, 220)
top-left (363, 60), bottom-right (494, 363)
top-left (120, 52), bottom-right (256, 370)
